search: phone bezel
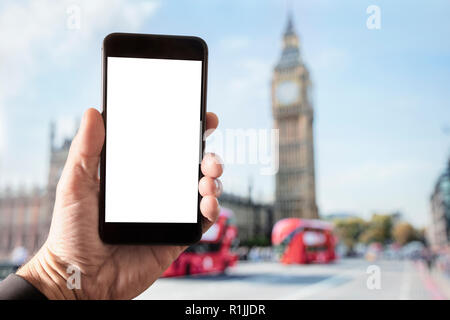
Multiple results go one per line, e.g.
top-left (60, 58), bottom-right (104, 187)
top-left (99, 33), bottom-right (207, 245)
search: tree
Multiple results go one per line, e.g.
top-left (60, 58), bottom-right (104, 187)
top-left (415, 227), bottom-right (426, 244)
top-left (359, 214), bottom-right (394, 245)
top-left (333, 218), bottom-right (367, 251)
top-left (392, 222), bottom-right (424, 246)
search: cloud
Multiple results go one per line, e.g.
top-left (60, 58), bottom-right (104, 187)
top-left (0, 0), bottom-right (159, 155)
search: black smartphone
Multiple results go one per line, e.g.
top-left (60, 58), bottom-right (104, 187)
top-left (99, 33), bottom-right (207, 244)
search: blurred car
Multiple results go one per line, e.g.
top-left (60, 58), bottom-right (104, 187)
top-left (382, 243), bottom-right (402, 260)
top-left (400, 241), bottom-right (425, 260)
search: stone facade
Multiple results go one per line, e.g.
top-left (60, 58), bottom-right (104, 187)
top-left (428, 158), bottom-right (450, 249)
top-left (219, 192), bottom-right (273, 243)
top-left (0, 187), bottom-right (44, 258)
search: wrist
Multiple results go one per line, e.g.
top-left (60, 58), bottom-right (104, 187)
top-left (16, 245), bottom-right (79, 300)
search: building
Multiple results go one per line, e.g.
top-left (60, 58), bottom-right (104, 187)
top-left (0, 186), bottom-right (44, 259)
top-left (0, 122), bottom-right (71, 260)
top-left (219, 192), bottom-right (273, 243)
top-left (428, 158), bottom-right (450, 249)
top-left (271, 13), bottom-right (318, 222)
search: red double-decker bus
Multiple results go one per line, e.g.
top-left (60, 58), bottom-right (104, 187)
top-left (163, 207), bottom-right (239, 277)
top-left (272, 218), bottom-right (336, 264)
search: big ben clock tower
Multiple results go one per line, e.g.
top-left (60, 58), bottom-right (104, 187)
top-left (272, 13), bottom-right (318, 221)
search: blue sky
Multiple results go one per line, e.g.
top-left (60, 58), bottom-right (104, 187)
top-left (0, 0), bottom-right (449, 227)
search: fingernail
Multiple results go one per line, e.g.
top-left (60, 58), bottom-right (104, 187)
top-left (211, 153), bottom-right (224, 169)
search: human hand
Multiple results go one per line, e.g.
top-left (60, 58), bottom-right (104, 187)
top-left (17, 108), bottom-right (223, 299)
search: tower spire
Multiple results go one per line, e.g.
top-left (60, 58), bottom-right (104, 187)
top-left (282, 8), bottom-right (299, 49)
top-left (285, 6), bottom-right (295, 36)
top-left (276, 9), bottom-right (301, 70)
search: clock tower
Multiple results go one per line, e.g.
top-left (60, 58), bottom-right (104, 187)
top-left (272, 13), bottom-right (318, 221)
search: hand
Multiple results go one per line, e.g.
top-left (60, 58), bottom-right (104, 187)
top-left (16, 108), bottom-right (223, 299)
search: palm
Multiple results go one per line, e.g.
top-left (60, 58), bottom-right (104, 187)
top-left (47, 170), bottom-right (186, 299)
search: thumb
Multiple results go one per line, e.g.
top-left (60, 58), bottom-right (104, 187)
top-left (64, 108), bottom-right (105, 181)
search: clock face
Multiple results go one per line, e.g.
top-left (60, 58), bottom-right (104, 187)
top-left (276, 80), bottom-right (299, 106)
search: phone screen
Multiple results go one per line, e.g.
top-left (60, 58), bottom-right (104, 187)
top-left (105, 57), bottom-right (202, 223)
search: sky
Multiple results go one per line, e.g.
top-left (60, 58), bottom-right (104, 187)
top-left (0, 0), bottom-right (449, 227)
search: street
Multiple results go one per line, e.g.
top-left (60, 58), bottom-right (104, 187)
top-left (137, 258), bottom-right (448, 300)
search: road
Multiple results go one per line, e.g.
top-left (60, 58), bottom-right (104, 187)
top-left (137, 258), bottom-right (448, 300)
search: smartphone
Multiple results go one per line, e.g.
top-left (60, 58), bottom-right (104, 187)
top-left (99, 33), bottom-right (207, 244)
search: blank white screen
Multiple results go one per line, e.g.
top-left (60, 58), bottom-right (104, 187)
top-left (105, 57), bottom-right (202, 223)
